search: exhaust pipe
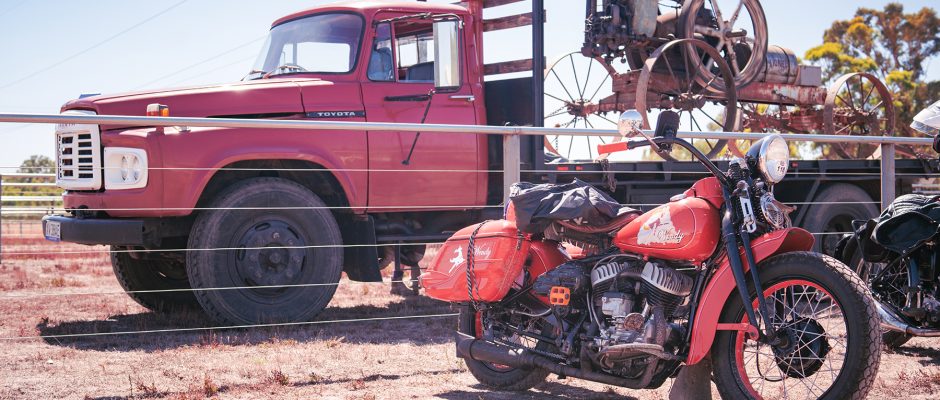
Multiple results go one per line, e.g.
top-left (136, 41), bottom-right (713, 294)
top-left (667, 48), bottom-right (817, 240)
top-left (455, 333), bottom-right (654, 389)
top-left (876, 301), bottom-right (940, 337)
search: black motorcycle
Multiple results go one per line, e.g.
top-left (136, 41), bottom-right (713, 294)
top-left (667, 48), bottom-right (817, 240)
top-left (838, 116), bottom-right (940, 348)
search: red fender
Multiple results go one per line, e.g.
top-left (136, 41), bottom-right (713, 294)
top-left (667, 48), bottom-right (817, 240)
top-left (685, 227), bottom-right (815, 365)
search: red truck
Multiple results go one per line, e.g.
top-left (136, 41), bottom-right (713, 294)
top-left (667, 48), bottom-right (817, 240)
top-left (41, 0), bottom-right (933, 325)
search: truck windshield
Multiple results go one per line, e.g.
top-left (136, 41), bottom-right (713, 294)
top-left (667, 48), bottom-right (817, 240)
top-left (246, 13), bottom-right (364, 79)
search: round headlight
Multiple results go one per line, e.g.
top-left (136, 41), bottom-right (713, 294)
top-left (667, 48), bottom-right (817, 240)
top-left (755, 134), bottom-right (789, 184)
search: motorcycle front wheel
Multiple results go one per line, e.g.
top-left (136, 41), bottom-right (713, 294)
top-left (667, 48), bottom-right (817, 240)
top-left (712, 252), bottom-right (881, 399)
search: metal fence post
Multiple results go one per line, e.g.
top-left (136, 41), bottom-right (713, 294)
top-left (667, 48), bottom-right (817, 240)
top-left (503, 134), bottom-right (521, 204)
top-left (880, 143), bottom-right (896, 211)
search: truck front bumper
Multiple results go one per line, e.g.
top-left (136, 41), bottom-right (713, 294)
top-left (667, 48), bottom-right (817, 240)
top-left (41, 215), bottom-right (145, 246)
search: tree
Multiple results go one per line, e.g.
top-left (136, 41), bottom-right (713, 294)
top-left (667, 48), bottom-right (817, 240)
top-left (17, 155), bottom-right (54, 178)
top-left (804, 3), bottom-right (940, 156)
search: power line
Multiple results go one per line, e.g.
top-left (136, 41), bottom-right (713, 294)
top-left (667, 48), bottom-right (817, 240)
top-left (168, 55), bottom-right (257, 87)
top-left (0, 0), bottom-right (190, 91)
top-left (134, 36), bottom-right (266, 89)
top-left (0, 0), bottom-right (29, 19)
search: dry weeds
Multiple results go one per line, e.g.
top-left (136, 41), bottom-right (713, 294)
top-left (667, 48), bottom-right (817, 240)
top-left (2, 227), bottom-right (940, 399)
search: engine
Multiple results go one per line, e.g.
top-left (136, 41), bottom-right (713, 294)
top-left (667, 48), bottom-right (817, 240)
top-left (534, 254), bottom-right (694, 375)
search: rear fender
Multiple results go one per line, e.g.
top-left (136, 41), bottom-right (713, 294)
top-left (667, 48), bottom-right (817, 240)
top-left (686, 228), bottom-right (815, 365)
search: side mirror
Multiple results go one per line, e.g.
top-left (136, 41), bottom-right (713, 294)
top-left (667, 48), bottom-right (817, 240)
top-left (654, 111), bottom-right (680, 140)
top-left (617, 110), bottom-right (644, 137)
top-left (433, 19), bottom-right (461, 90)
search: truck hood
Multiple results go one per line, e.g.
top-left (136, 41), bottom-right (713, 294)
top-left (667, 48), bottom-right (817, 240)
top-left (62, 78), bottom-right (327, 122)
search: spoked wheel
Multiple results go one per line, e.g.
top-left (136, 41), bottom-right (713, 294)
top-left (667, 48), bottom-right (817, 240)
top-left (713, 252), bottom-right (881, 399)
top-left (543, 52), bottom-right (620, 161)
top-left (636, 38), bottom-right (737, 161)
top-left (842, 239), bottom-right (914, 349)
top-left (729, 103), bottom-right (815, 158)
top-left (679, 0), bottom-right (768, 90)
top-left (825, 72), bottom-right (896, 159)
top-left (457, 305), bottom-right (552, 391)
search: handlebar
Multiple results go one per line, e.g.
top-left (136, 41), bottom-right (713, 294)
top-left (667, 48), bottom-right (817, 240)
top-left (598, 136), bottom-right (732, 188)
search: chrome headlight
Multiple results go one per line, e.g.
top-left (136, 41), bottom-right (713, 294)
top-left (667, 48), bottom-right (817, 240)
top-left (748, 134), bottom-right (789, 184)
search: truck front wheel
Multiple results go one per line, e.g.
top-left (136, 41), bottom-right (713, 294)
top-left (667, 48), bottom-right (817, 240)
top-left (186, 178), bottom-right (343, 325)
top-left (111, 248), bottom-right (198, 312)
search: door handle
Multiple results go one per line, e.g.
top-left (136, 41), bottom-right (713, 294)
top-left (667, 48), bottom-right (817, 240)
top-left (449, 95), bottom-right (475, 102)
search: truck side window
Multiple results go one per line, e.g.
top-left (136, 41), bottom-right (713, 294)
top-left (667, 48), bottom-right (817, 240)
top-left (394, 21), bottom-right (435, 82)
top-left (368, 23), bottom-right (394, 82)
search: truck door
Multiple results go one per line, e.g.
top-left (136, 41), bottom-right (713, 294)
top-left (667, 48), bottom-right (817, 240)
top-left (361, 17), bottom-right (483, 210)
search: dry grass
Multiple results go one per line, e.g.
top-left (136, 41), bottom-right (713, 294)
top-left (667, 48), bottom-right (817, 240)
top-left (3, 230), bottom-right (940, 399)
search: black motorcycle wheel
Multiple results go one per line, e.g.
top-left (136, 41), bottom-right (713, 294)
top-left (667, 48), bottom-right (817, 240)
top-left (712, 252), bottom-right (881, 400)
top-left (457, 305), bottom-right (551, 391)
top-left (842, 238), bottom-right (913, 349)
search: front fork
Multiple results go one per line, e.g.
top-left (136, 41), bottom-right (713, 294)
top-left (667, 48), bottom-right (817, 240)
top-left (721, 191), bottom-right (781, 345)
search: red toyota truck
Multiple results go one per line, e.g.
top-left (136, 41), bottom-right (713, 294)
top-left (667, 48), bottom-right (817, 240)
top-left (42, 0), bottom-right (931, 325)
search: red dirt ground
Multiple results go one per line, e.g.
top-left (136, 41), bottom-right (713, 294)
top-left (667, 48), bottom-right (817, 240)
top-left (2, 221), bottom-right (940, 399)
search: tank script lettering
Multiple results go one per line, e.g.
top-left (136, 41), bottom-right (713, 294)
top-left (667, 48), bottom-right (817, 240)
top-left (637, 210), bottom-right (684, 245)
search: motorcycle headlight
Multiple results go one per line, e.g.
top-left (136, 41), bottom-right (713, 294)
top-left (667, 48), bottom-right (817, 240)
top-left (747, 134), bottom-right (789, 184)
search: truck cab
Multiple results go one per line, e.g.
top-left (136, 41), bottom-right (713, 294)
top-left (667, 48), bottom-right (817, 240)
top-left (44, 1), bottom-right (514, 325)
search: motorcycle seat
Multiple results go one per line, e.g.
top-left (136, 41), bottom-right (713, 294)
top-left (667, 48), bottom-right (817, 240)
top-left (556, 209), bottom-right (642, 234)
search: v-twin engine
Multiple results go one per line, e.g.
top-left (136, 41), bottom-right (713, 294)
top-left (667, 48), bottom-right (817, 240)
top-left (591, 257), bottom-right (693, 372)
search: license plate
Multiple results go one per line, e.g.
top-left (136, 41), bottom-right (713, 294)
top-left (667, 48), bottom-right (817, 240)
top-left (44, 221), bottom-right (61, 242)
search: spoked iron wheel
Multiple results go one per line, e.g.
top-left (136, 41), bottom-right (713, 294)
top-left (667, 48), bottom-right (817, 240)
top-left (734, 280), bottom-right (848, 398)
top-left (825, 72), bottom-right (896, 159)
top-left (636, 38), bottom-right (737, 161)
top-left (543, 52), bottom-right (620, 161)
top-left (679, 0), bottom-right (768, 90)
top-left (728, 103), bottom-right (814, 158)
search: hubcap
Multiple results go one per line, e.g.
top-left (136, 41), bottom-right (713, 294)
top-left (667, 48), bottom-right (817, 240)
top-left (235, 221), bottom-right (306, 290)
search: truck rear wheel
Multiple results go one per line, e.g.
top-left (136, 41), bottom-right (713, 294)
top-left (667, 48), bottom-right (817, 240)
top-left (802, 184), bottom-right (878, 257)
top-left (111, 247), bottom-right (198, 312)
top-left (186, 177), bottom-right (343, 325)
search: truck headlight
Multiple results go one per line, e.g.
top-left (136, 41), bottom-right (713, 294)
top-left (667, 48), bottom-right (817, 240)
top-left (103, 148), bottom-right (148, 190)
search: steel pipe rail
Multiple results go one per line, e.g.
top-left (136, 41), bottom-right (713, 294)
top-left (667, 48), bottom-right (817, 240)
top-left (0, 112), bottom-right (935, 145)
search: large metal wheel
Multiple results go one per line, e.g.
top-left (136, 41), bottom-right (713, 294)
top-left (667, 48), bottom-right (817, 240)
top-left (543, 52), bottom-right (620, 161)
top-left (825, 72), bottom-right (896, 159)
top-left (636, 38), bottom-right (737, 162)
top-left (679, 0), bottom-right (768, 90)
top-left (728, 103), bottom-right (816, 158)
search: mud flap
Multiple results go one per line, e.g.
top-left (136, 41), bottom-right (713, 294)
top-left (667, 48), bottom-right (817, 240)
top-left (338, 215), bottom-right (382, 282)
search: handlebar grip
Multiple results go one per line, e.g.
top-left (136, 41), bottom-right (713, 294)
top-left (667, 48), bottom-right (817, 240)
top-left (597, 142), bottom-right (630, 155)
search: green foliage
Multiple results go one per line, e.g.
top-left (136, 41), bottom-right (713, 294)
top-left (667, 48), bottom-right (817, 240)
top-left (2, 155), bottom-right (60, 219)
top-left (804, 3), bottom-right (940, 141)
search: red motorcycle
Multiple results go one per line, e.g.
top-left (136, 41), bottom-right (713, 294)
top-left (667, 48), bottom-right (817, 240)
top-left (421, 111), bottom-right (881, 399)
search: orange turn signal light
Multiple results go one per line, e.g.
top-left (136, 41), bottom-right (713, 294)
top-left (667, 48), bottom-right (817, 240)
top-left (549, 286), bottom-right (571, 306)
top-left (146, 103), bottom-right (170, 117)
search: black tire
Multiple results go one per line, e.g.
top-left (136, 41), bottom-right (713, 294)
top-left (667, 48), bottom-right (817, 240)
top-left (841, 239), bottom-right (913, 349)
top-left (802, 184), bottom-right (879, 257)
top-left (457, 305), bottom-right (550, 391)
top-left (712, 252), bottom-right (881, 400)
top-left (186, 178), bottom-right (343, 325)
top-left (111, 247), bottom-right (199, 312)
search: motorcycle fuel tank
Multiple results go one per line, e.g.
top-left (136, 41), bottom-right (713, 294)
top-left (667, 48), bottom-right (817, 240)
top-left (614, 197), bottom-right (720, 264)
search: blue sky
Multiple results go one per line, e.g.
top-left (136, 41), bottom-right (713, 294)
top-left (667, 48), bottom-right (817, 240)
top-left (0, 0), bottom-right (937, 168)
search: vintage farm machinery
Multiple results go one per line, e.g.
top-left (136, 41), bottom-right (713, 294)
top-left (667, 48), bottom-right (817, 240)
top-left (543, 0), bottom-right (895, 161)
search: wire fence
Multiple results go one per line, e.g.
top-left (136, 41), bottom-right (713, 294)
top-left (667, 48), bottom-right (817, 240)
top-left (0, 111), bottom-right (937, 342)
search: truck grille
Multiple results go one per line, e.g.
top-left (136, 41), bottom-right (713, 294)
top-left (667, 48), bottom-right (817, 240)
top-left (55, 110), bottom-right (102, 190)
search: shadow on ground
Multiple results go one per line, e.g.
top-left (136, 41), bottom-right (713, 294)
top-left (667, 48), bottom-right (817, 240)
top-left (36, 295), bottom-right (455, 351)
top-left (894, 345), bottom-right (940, 366)
top-left (437, 382), bottom-right (642, 400)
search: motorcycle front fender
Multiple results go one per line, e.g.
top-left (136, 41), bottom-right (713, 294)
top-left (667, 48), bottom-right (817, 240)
top-left (685, 227), bottom-right (815, 365)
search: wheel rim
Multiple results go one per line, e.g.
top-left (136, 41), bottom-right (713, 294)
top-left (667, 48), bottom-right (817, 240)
top-left (232, 219), bottom-right (309, 301)
top-left (734, 279), bottom-right (848, 399)
top-left (681, 0), bottom-right (768, 89)
top-left (543, 52), bottom-right (619, 161)
top-left (825, 72), bottom-right (895, 159)
top-left (636, 39), bottom-right (737, 161)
